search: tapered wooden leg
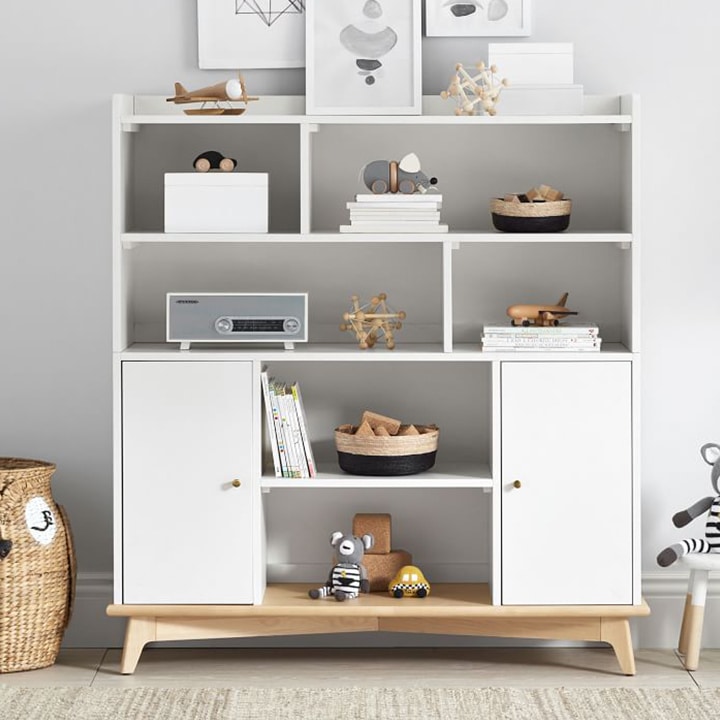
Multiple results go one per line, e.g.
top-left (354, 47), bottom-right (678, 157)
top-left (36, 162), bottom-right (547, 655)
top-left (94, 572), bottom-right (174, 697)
top-left (600, 617), bottom-right (636, 675)
top-left (682, 605), bottom-right (706, 671)
top-left (678, 577), bottom-right (694, 657)
top-left (120, 617), bottom-right (156, 674)
top-left (681, 569), bottom-right (709, 671)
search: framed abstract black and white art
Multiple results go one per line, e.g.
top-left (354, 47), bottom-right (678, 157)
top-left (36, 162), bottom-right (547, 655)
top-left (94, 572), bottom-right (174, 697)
top-left (197, 0), bottom-right (305, 69)
top-left (306, 0), bottom-right (421, 115)
top-left (425, 0), bottom-right (531, 37)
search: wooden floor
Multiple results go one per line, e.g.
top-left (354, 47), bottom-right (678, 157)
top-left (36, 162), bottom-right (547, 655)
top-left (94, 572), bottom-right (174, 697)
top-left (0, 647), bottom-right (717, 688)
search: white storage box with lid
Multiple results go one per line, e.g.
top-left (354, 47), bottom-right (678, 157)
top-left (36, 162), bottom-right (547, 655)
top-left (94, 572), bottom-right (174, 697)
top-left (164, 172), bottom-right (268, 233)
top-left (499, 85), bottom-right (583, 115)
top-left (489, 43), bottom-right (574, 85)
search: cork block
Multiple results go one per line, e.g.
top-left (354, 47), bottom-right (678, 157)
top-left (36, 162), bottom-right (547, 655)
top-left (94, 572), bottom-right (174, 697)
top-left (353, 513), bottom-right (392, 554)
top-left (363, 550), bottom-right (413, 592)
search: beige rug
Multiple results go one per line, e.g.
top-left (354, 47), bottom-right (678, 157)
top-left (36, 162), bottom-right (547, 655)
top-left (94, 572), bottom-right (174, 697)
top-left (0, 686), bottom-right (717, 719)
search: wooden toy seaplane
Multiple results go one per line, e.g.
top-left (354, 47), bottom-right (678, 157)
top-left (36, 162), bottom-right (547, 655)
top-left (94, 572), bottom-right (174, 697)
top-left (166, 75), bottom-right (258, 115)
top-left (506, 292), bottom-right (578, 327)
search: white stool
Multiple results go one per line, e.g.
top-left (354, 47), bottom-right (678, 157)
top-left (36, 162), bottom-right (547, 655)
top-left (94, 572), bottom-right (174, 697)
top-left (677, 553), bottom-right (720, 670)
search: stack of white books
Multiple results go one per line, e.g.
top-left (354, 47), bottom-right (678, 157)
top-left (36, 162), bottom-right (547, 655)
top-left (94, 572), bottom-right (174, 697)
top-left (481, 322), bottom-right (602, 352)
top-left (261, 369), bottom-right (316, 478)
top-left (340, 194), bottom-right (447, 233)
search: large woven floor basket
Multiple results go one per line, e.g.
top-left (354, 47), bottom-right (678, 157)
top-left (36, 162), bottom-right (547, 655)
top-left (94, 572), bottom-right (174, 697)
top-left (0, 458), bottom-right (76, 673)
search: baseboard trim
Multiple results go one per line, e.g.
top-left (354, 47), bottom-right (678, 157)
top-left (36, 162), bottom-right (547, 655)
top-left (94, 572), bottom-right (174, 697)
top-left (63, 570), bottom-right (717, 649)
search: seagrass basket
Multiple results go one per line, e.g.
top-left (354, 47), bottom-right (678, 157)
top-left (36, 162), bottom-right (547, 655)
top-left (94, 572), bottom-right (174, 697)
top-left (335, 424), bottom-right (439, 476)
top-left (490, 198), bottom-right (572, 232)
top-left (0, 458), bottom-right (76, 673)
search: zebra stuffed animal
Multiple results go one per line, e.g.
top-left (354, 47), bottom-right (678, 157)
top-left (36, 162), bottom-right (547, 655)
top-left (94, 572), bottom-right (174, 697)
top-left (657, 443), bottom-right (720, 567)
top-left (308, 531), bottom-right (374, 601)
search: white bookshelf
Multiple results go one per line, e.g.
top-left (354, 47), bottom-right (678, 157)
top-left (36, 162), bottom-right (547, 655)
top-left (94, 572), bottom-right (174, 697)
top-left (110, 93), bottom-right (646, 675)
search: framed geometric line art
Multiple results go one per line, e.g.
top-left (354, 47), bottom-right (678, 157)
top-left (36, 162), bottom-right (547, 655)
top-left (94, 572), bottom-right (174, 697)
top-left (306, 0), bottom-right (422, 115)
top-left (425, 0), bottom-right (531, 37)
top-left (198, 0), bottom-right (305, 69)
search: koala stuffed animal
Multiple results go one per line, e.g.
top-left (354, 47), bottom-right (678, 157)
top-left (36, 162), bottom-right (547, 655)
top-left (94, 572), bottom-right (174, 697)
top-left (308, 531), bottom-right (374, 601)
top-left (657, 442), bottom-right (720, 567)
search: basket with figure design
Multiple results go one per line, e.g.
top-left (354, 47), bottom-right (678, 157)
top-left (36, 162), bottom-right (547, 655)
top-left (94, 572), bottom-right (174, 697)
top-left (0, 458), bottom-right (76, 673)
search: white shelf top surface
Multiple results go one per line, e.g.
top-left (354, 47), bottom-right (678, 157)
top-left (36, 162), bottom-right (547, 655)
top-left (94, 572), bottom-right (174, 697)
top-left (118, 94), bottom-right (635, 128)
top-left (118, 342), bottom-right (633, 361)
top-left (120, 231), bottom-right (633, 248)
top-left (261, 461), bottom-right (492, 489)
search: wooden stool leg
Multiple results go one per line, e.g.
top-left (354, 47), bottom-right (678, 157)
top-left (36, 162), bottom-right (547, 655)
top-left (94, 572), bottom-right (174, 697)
top-left (678, 570), bottom-right (695, 656)
top-left (120, 616), bottom-right (156, 674)
top-left (683, 570), bottom-right (709, 671)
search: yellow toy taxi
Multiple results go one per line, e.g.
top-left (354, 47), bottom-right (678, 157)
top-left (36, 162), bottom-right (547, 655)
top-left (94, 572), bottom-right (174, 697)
top-left (388, 565), bottom-right (431, 598)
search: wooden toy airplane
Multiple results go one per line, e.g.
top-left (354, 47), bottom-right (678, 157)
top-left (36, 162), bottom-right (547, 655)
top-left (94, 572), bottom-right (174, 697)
top-left (506, 292), bottom-right (578, 326)
top-left (166, 75), bottom-right (258, 115)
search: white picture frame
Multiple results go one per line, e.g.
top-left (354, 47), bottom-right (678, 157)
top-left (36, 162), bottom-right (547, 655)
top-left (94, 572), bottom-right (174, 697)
top-left (197, 0), bottom-right (305, 69)
top-left (306, 0), bottom-right (422, 115)
top-left (425, 0), bottom-right (531, 37)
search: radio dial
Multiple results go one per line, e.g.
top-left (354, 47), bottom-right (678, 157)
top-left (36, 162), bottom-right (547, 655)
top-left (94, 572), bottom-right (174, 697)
top-left (215, 317), bottom-right (233, 334)
top-left (284, 317), bottom-right (301, 334)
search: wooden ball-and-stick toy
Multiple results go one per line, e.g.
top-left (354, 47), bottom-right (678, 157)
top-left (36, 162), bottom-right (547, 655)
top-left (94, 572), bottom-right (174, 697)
top-left (340, 294), bottom-right (406, 350)
top-left (441, 62), bottom-right (508, 116)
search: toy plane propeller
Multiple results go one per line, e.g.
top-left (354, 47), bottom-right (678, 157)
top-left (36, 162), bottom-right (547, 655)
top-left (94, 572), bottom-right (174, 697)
top-left (166, 75), bottom-right (258, 116)
top-left (506, 292), bottom-right (579, 327)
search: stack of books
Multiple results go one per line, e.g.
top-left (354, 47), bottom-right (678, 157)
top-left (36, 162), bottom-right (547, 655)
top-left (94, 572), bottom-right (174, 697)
top-left (261, 369), bottom-right (316, 478)
top-left (481, 322), bottom-right (602, 352)
top-left (340, 194), bottom-right (447, 233)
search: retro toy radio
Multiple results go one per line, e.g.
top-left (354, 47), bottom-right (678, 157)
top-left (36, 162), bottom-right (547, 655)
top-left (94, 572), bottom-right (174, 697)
top-left (167, 293), bottom-right (308, 350)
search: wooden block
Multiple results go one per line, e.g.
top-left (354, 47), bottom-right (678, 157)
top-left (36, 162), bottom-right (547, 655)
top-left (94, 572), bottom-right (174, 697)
top-left (545, 188), bottom-right (564, 201)
top-left (360, 411), bottom-right (402, 435)
top-left (374, 426), bottom-right (390, 436)
top-left (363, 549), bottom-right (413, 591)
top-left (355, 420), bottom-right (374, 437)
top-left (538, 184), bottom-right (564, 201)
top-left (503, 193), bottom-right (521, 203)
top-left (353, 513), bottom-right (392, 554)
top-left (397, 424), bottom-right (419, 436)
top-left (526, 187), bottom-right (543, 201)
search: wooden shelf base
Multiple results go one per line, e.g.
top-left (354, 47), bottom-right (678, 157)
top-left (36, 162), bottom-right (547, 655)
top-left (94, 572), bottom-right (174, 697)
top-left (108, 584), bottom-right (650, 675)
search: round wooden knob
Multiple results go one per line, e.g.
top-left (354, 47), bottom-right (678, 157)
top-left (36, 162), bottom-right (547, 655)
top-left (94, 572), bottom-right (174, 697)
top-left (232, 479), bottom-right (241, 488)
top-left (513, 480), bottom-right (522, 489)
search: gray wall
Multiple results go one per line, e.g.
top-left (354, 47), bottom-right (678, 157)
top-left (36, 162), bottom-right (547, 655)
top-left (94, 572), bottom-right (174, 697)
top-left (1, 1), bottom-right (718, 646)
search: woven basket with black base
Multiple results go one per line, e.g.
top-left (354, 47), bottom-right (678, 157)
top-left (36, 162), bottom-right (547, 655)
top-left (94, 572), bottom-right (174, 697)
top-left (335, 425), bottom-right (439, 476)
top-left (0, 458), bottom-right (76, 673)
top-left (490, 198), bottom-right (572, 232)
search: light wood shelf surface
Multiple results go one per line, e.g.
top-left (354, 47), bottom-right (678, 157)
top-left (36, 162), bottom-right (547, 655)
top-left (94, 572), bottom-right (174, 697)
top-left (107, 585), bottom-right (649, 675)
top-left (107, 583), bottom-right (650, 619)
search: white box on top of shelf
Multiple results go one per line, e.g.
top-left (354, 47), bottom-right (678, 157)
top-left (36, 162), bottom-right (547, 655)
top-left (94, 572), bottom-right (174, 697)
top-left (164, 172), bottom-right (269, 233)
top-left (499, 85), bottom-right (583, 116)
top-left (489, 43), bottom-right (574, 85)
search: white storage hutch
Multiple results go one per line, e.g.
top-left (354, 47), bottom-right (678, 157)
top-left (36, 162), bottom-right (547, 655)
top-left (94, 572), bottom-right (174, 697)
top-left (108, 94), bottom-right (648, 674)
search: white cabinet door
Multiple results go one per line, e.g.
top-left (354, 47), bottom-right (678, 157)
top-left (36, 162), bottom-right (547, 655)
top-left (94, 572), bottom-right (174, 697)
top-left (501, 362), bottom-right (632, 605)
top-left (122, 361), bottom-right (254, 604)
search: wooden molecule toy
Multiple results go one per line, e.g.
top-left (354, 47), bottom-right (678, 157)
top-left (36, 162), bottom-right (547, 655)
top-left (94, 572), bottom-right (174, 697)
top-left (340, 294), bottom-right (406, 350)
top-left (441, 62), bottom-right (508, 116)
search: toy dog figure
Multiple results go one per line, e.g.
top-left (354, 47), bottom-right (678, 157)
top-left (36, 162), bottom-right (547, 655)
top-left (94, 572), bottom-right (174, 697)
top-left (657, 443), bottom-right (720, 567)
top-left (308, 531), bottom-right (373, 601)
